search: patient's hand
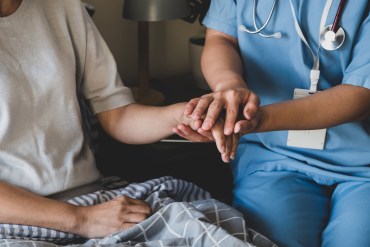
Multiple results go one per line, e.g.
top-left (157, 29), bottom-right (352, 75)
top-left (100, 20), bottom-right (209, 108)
top-left (174, 115), bottom-right (239, 163)
top-left (173, 113), bottom-right (214, 142)
top-left (75, 196), bottom-right (151, 238)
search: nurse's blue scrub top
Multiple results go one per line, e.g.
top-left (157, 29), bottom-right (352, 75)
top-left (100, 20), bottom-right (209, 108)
top-left (203, 0), bottom-right (370, 183)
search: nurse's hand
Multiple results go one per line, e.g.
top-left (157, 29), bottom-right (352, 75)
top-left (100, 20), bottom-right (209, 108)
top-left (184, 88), bottom-right (260, 135)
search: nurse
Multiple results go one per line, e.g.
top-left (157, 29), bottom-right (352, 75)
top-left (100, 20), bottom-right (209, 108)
top-left (178, 0), bottom-right (370, 246)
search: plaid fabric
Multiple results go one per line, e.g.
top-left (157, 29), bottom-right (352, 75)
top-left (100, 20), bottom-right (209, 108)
top-left (0, 177), bottom-right (277, 247)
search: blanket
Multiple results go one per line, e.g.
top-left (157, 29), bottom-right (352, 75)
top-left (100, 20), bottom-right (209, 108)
top-left (0, 176), bottom-right (277, 247)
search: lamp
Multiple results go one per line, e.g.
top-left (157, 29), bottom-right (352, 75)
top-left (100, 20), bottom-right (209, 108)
top-left (123, 0), bottom-right (191, 105)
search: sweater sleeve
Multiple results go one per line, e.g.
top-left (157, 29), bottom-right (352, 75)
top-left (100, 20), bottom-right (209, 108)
top-left (76, 2), bottom-right (135, 114)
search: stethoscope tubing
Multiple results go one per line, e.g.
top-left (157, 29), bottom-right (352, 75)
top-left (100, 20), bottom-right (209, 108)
top-left (239, 0), bottom-right (348, 51)
top-left (332, 0), bottom-right (347, 32)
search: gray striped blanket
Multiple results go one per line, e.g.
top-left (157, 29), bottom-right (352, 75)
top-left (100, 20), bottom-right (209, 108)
top-left (0, 176), bottom-right (277, 247)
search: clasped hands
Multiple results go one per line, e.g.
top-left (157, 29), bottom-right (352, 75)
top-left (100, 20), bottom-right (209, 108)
top-left (173, 87), bottom-right (261, 163)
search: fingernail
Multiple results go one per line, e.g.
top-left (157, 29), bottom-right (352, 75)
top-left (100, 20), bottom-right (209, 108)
top-left (178, 125), bottom-right (186, 134)
top-left (202, 121), bottom-right (211, 129)
top-left (244, 111), bottom-right (251, 120)
top-left (194, 120), bottom-right (202, 130)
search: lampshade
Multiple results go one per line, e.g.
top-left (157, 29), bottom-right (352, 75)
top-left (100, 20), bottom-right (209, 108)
top-left (123, 0), bottom-right (191, 21)
top-left (122, 0), bottom-right (191, 105)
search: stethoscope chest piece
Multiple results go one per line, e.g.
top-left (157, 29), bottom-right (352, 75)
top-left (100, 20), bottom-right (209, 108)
top-left (320, 25), bottom-right (345, 51)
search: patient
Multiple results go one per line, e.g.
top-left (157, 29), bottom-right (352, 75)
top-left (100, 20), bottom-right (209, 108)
top-left (0, 0), bottom-right (238, 240)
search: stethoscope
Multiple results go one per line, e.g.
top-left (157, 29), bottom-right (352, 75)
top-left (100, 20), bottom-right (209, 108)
top-left (238, 0), bottom-right (282, 39)
top-left (239, 0), bottom-right (347, 51)
top-left (320, 0), bottom-right (347, 50)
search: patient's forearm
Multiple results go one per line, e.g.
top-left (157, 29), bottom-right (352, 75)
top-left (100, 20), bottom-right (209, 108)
top-left (0, 182), bottom-right (152, 238)
top-left (98, 103), bottom-right (188, 144)
top-left (0, 182), bottom-right (79, 233)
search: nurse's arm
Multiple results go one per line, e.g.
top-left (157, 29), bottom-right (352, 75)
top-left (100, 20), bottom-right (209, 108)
top-left (184, 28), bottom-right (260, 136)
top-left (236, 84), bottom-right (370, 134)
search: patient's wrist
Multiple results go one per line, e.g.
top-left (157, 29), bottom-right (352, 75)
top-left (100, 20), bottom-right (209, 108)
top-left (65, 204), bottom-right (87, 237)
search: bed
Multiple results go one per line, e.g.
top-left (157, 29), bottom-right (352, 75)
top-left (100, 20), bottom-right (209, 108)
top-left (0, 176), bottom-right (277, 247)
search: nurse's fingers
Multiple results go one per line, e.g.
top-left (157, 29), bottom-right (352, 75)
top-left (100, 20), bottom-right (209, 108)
top-left (201, 100), bottom-right (224, 131)
top-left (221, 153), bottom-right (230, 163)
top-left (184, 98), bottom-right (200, 116)
top-left (223, 135), bottom-right (233, 163)
top-left (190, 95), bottom-right (214, 120)
top-left (224, 132), bottom-right (240, 162)
top-left (223, 101), bottom-right (241, 136)
top-left (230, 133), bottom-right (239, 160)
top-left (219, 133), bottom-right (239, 163)
top-left (211, 122), bottom-right (226, 154)
top-left (243, 92), bottom-right (260, 120)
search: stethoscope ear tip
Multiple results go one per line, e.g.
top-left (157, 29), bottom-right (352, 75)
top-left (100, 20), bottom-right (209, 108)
top-left (239, 24), bottom-right (282, 39)
top-left (273, 32), bottom-right (282, 39)
top-left (238, 25), bottom-right (247, 32)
